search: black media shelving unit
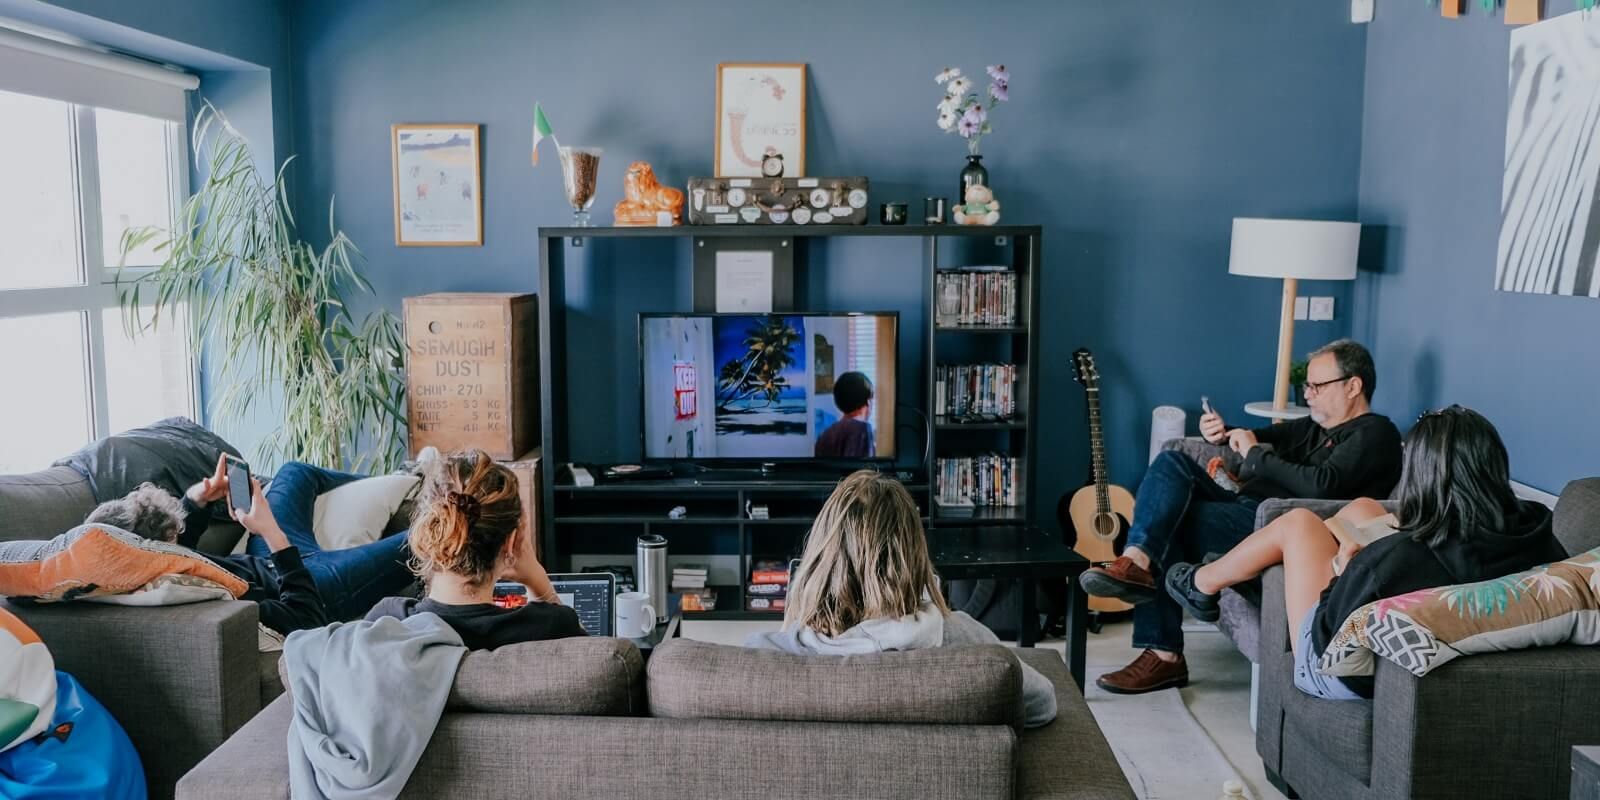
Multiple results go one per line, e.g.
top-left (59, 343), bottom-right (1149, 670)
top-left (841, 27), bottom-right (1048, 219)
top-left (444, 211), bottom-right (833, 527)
top-left (537, 224), bottom-right (1042, 620)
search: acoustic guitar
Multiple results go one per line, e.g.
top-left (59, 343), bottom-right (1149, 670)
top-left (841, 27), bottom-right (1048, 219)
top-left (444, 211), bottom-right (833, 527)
top-left (1062, 348), bottom-right (1135, 613)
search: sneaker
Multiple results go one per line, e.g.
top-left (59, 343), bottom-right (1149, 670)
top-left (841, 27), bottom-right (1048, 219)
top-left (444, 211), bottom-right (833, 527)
top-left (1078, 556), bottom-right (1159, 605)
top-left (1164, 561), bottom-right (1220, 623)
top-left (1095, 649), bottom-right (1189, 694)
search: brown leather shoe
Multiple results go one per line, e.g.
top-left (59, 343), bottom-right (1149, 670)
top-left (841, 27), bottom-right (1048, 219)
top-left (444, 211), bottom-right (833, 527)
top-left (1078, 556), bottom-right (1159, 604)
top-left (1095, 649), bottom-right (1189, 694)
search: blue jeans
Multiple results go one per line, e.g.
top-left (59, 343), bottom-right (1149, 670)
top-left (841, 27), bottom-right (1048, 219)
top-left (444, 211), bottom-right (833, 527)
top-left (1129, 450), bottom-right (1260, 654)
top-left (246, 462), bottom-right (415, 621)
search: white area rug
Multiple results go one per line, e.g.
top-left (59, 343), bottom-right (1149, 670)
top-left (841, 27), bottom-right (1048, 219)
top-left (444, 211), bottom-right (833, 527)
top-left (1086, 662), bottom-right (1255, 800)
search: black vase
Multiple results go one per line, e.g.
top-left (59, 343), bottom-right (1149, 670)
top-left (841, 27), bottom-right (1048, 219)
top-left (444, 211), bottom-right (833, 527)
top-left (959, 154), bottom-right (988, 205)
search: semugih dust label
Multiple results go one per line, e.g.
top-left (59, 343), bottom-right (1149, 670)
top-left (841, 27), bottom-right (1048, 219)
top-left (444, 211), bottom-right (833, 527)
top-left (403, 293), bottom-right (539, 460)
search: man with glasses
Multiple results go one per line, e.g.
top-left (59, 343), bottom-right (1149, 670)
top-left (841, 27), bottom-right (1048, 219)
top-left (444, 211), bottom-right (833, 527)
top-left (1080, 339), bottom-right (1402, 694)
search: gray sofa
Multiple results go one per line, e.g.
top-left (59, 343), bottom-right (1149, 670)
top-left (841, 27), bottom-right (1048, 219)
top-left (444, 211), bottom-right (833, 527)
top-left (1254, 477), bottom-right (1600, 799)
top-left (179, 637), bottom-right (1134, 800)
top-left (0, 418), bottom-right (270, 800)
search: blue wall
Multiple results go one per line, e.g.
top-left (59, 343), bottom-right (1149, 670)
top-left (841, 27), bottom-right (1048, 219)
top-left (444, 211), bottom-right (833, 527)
top-left (1356, 4), bottom-right (1600, 493)
top-left (287, 0), bottom-right (1367, 517)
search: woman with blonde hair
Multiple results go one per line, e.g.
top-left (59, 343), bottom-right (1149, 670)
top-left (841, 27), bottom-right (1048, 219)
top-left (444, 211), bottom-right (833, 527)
top-left (745, 470), bottom-right (1057, 727)
top-left (367, 449), bottom-right (584, 649)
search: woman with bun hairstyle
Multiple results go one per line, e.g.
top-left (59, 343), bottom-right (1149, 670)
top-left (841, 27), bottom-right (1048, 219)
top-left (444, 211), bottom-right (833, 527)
top-left (367, 450), bottom-right (584, 649)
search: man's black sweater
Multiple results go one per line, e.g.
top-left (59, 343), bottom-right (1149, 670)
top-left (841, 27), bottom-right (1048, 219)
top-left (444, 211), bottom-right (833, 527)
top-left (179, 498), bottom-right (328, 634)
top-left (1236, 413), bottom-right (1403, 501)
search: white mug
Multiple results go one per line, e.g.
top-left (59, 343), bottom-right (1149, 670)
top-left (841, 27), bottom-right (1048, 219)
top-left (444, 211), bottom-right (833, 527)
top-left (615, 591), bottom-right (656, 638)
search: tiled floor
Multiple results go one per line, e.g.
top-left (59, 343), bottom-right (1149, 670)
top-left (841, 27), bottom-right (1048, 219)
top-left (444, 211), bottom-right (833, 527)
top-left (682, 616), bottom-right (1283, 800)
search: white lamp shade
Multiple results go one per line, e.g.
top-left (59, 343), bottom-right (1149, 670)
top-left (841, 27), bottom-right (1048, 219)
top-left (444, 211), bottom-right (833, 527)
top-left (1228, 218), bottom-right (1360, 281)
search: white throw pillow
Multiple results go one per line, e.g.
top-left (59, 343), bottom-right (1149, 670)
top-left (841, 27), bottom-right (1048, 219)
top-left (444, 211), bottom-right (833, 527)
top-left (310, 475), bottom-right (421, 550)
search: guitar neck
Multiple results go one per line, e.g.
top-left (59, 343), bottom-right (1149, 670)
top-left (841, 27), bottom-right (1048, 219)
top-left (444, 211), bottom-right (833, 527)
top-left (1086, 387), bottom-right (1110, 512)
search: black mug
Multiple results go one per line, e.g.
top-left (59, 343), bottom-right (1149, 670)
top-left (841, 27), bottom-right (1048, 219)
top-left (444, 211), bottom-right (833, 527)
top-left (880, 203), bottom-right (908, 225)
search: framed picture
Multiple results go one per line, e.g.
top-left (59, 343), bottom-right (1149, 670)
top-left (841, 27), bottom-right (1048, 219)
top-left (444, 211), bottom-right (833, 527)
top-left (715, 63), bottom-right (806, 178)
top-left (391, 123), bottom-right (483, 246)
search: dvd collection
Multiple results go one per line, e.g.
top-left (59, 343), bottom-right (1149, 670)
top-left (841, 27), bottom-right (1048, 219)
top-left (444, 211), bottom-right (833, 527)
top-left (936, 269), bottom-right (1017, 327)
top-left (936, 454), bottom-right (1022, 507)
top-left (934, 363), bottom-right (1017, 418)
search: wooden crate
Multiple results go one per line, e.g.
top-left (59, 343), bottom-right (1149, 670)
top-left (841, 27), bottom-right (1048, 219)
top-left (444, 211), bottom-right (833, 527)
top-left (405, 293), bottom-right (539, 461)
top-left (501, 448), bottom-right (542, 559)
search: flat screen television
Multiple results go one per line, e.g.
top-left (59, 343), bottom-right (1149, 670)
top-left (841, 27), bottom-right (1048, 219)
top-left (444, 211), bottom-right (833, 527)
top-left (639, 312), bottom-right (898, 461)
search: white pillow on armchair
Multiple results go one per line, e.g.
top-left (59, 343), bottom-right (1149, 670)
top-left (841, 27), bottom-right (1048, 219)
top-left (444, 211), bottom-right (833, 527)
top-left (229, 474), bottom-right (420, 554)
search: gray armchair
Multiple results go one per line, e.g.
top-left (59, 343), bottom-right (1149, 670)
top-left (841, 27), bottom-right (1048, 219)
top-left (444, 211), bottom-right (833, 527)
top-left (1255, 477), bottom-right (1600, 799)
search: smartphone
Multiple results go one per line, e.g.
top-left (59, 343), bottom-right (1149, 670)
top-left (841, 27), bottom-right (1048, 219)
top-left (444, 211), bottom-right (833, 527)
top-left (225, 456), bottom-right (252, 514)
top-left (1201, 396), bottom-right (1214, 416)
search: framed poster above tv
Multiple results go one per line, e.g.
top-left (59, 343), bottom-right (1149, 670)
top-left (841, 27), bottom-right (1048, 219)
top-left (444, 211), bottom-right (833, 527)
top-left (715, 63), bottom-right (807, 178)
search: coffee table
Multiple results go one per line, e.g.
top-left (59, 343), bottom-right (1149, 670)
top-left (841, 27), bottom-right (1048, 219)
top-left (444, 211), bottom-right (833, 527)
top-left (927, 525), bottom-right (1090, 691)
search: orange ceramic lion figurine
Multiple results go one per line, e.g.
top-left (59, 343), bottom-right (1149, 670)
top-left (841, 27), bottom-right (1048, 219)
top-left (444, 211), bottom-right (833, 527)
top-left (613, 161), bottom-right (684, 226)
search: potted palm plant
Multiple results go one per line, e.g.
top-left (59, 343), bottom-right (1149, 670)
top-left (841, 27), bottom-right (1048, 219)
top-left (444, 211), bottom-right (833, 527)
top-left (116, 105), bottom-right (406, 472)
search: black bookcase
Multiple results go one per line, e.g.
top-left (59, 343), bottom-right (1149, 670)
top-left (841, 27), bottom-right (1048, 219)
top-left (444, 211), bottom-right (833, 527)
top-left (537, 224), bottom-right (1042, 619)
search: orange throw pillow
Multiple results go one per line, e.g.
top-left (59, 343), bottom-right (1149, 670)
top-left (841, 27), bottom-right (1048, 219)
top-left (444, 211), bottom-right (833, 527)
top-left (0, 525), bottom-right (247, 603)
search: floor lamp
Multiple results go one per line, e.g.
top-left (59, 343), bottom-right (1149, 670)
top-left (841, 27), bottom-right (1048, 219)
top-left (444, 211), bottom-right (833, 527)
top-left (1228, 218), bottom-right (1360, 413)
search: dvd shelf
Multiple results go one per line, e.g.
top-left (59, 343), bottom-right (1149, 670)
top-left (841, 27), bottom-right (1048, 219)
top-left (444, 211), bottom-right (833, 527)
top-left (935, 363), bottom-right (1017, 419)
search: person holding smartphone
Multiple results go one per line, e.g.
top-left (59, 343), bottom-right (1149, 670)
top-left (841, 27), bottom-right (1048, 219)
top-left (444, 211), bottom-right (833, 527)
top-left (1078, 339), bottom-right (1404, 695)
top-left (84, 455), bottom-right (419, 634)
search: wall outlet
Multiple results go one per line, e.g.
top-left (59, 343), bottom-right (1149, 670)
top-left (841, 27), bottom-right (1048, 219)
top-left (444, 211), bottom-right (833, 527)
top-left (1293, 297), bottom-right (1309, 321)
top-left (1309, 297), bottom-right (1335, 321)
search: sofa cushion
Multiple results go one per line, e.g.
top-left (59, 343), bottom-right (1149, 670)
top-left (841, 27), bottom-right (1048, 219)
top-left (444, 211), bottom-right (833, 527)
top-left (1555, 478), bottom-right (1600, 556)
top-left (1283, 686), bottom-right (1374, 783)
top-left (1216, 588), bottom-right (1262, 663)
top-left (447, 637), bottom-right (644, 716)
top-left (0, 467), bottom-right (95, 544)
top-left (1321, 546), bottom-right (1600, 678)
top-left (647, 639), bottom-right (1023, 728)
top-left (0, 524), bottom-right (247, 602)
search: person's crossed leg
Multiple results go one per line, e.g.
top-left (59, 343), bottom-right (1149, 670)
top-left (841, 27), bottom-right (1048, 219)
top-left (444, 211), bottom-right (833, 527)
top-left (1079, 449), bottom-right (1261, 693)
top-left (247, 461), bottom-right (418, 621)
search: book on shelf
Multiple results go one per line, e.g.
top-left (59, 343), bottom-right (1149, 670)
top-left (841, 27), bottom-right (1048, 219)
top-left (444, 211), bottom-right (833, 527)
top-left (671, 577), bottom-right (707, 590)
top-left (937, 453), bottom-right (1022, 507)
top-left (746, 581), bottom-right (788, 596)
top-left (678, 588), bottom-right (718, 612)
top-left (671, 563), bottom-right (708, 589)
top-left (746, 596), bottom-right (786, 612)
top-left (936, 271), bottom-right (1016, 327)
top-left (935, 363), bottom-right (1016, 419)
top-left (750, 570), bottom-right (789, 585)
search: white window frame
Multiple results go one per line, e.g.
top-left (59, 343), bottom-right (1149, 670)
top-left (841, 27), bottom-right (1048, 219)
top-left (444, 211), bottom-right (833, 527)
top-left (0, 98), bottom-right (197, 440)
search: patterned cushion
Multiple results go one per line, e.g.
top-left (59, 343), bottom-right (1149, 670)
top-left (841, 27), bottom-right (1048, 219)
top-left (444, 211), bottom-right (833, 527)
top-left (1320, 546), bottom-right (1600, 677)
top-left (0, 608), bottom-right (53, 753)
top-left (0, 524), bottom-right (247, 603)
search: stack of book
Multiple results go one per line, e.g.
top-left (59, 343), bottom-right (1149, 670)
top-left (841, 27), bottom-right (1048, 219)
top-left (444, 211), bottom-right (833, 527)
top-left (936, 267), bottom-right (1017, 327)
top-left (936, 454), bottom-right (1021, 507)
top-left (935, 363), bottom-right (1017, 419)
top-left (671, 563), bottom-right (708, 591)
top-left (746, 559), bottom-right (790, 612)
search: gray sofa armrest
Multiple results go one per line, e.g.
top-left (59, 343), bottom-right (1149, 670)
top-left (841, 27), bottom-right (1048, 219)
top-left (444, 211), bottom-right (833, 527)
top-left (1369, 645), bottom-right (1600, 798)
top-left (1015, 649), bottom-right (1135, 800)
top-left (1253, 498), bottom-right (1398, 530)
top-left (1254, 566), bottom-right (1293, 776)
top-left (4, 598), bottom-right (261, 800)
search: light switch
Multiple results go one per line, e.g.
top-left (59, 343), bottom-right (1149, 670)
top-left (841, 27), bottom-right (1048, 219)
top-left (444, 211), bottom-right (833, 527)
top-left (1294, 297), bottom-right (1309, 321)
top-left (1309, 297), bottom-right (1335, 321)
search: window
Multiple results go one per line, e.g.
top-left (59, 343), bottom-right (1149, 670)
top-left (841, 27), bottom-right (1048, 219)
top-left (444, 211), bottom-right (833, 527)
top-left (0, 87), bottom-right (194, 473)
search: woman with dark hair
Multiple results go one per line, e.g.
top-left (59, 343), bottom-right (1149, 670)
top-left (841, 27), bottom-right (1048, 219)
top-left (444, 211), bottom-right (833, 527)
top-left (1162, 406), bottom-right (1566, 699)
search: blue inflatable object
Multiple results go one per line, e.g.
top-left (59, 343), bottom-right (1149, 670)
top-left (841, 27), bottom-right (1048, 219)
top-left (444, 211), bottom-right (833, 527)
top-left (0, 672), bottom-right (146, 799)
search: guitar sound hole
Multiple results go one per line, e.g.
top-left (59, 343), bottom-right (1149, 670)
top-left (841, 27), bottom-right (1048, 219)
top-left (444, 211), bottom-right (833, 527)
top-left (1094, 514), bottom-right (1118, 539)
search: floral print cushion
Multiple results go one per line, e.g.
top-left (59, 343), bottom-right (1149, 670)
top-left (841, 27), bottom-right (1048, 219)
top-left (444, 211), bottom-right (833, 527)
top-left (1320, 546), bottom-right (1600, 677)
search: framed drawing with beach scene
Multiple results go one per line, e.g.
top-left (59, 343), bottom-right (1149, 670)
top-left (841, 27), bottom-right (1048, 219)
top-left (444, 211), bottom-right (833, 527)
top-left (392, 123), bottom-right (483, 246)
top-left (715, 63), bottom-right (806, 178)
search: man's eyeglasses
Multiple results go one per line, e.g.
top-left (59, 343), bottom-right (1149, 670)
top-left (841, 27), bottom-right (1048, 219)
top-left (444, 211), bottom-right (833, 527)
top-left (1303, 376), bottom-right (1352, 397)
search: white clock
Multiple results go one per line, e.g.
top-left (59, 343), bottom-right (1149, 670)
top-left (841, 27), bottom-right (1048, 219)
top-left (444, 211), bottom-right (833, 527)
top-left (761, 152), bottom-right (785, 178)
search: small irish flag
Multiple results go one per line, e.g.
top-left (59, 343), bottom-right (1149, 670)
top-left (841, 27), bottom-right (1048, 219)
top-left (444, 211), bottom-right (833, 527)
top-left (532, 103), bottom-right (557, 166)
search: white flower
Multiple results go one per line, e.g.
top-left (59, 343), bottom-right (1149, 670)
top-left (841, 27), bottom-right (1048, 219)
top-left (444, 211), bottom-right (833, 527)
top-left (937, 96), bottom-right (962, 115)
top-left (935, 67), bottom-right (962, 85)
top-left (937, 111), bottom-right (957, 131)
top-left (946, 76), bottom-right (973, 98)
